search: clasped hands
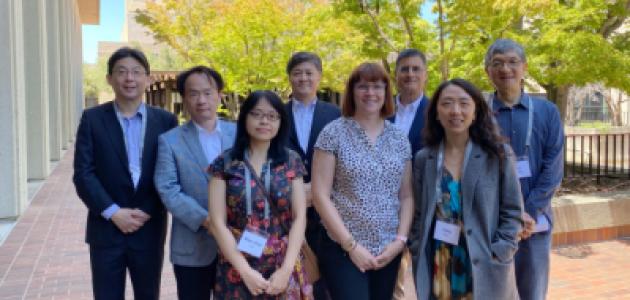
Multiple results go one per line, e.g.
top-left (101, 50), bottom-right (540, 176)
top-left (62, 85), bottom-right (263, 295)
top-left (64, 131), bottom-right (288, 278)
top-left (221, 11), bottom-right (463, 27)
top-left (349, 239), bottom-right (405, 273)
top-left (111, 208), bottom-right (151, 234)
top-left (241, 265), bottom-right (292, 296)
top-left (518, 212), bottom-right (536, 240)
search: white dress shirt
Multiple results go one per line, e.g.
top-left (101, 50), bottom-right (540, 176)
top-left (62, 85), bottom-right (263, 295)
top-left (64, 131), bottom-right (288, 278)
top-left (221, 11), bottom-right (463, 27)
top-left (394, 94), bottom-right (424, 135)
top-left (291, 98), bottom-right (317, 153)
top-left (194, 121), bottom-right (223, 165)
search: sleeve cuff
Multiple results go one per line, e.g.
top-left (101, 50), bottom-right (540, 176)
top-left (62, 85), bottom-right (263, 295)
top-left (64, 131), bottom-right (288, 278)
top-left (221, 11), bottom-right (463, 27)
top-left (102, 204), bottom-right (121, 220)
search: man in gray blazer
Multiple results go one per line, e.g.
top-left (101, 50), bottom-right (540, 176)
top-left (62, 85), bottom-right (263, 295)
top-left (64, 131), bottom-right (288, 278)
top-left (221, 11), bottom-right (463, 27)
top-left (155, 66), bottom-right (236, 300)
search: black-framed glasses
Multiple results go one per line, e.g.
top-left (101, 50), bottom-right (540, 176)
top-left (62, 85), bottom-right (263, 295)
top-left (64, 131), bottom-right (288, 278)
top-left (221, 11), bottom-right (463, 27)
top-left (248, 110), bottom-right (281, 122)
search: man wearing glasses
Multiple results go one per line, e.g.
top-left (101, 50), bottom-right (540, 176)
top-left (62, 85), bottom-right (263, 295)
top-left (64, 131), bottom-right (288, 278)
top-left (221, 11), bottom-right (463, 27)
top-left (73, 47), bottom-right (178, 299)
top-left (484, 38), bottom-right (564, 300)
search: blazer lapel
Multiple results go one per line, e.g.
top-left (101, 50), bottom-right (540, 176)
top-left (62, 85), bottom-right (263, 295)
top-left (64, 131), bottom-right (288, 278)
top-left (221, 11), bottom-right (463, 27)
top-left (182, 121), bottom-right (211, 174)
top-left (101, 102), bottom-right (129, 169)
top-left (424, 148), bottom-right (439, 230)
top-left (306, 101), bottom-right (326, 155)
top-left (461, 142), bottom-right (483, 219)
top-left (408, 96), bottom-right (428, 145)
top-left (141, 107), bottom-right (159, 181)
top-left (286, 101), bottom-right (304, 155)
top-left (218, 120), bottom-right (233, 151)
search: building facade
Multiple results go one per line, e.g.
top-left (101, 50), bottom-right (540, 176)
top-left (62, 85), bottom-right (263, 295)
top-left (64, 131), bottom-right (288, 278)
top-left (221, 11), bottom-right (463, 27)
top-left (0, 0), bottom-right (97, 218)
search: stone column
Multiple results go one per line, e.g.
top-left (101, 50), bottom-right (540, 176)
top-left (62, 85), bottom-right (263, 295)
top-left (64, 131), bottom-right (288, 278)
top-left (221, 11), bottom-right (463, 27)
top-left (59, 0), bottom-right (71, 150)
top-left (23, 0), bottom-right (50, 179)
top-left (71, 1), bottom-right (84, 135)
top-left (0, 0), bottom-right (27, 218)
top-left (47, 0), bottom-right (63, 161)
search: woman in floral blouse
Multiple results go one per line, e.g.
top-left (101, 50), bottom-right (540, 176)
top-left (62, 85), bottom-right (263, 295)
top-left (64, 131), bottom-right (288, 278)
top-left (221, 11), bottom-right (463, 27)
top-left (311, 63), bottom-right (414, 299)
top-left (208, 90), bottom-right (312, 299)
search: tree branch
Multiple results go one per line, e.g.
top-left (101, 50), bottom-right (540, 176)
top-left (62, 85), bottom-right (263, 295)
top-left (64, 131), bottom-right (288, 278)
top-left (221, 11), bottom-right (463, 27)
top-left (396, 0), bottom-right (414, 45)
top-left (361, 0), bottom-right (397, 50)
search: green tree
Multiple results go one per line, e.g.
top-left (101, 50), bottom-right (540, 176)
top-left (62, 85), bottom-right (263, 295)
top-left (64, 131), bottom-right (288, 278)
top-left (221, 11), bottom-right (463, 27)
top-left (135, 0), bottom-right (366, 96)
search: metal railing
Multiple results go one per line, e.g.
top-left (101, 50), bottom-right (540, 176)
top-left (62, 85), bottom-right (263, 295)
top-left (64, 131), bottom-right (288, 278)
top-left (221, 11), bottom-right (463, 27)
top-left (564, 131), bottom-right (630, 183)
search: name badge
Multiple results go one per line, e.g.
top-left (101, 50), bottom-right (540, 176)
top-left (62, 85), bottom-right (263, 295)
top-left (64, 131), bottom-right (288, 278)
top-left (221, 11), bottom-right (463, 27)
top-left (237, 228), bottom-right (269, 258)
top-left (533, 214), bottom-right (550, 233)
top-left (515, 157), bottom-right (532, 178)
top-left (433, 219), bottom-right (461, 246)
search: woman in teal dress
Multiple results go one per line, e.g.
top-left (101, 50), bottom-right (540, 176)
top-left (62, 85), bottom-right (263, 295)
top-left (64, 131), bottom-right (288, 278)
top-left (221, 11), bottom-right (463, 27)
top-left (410, 79), bottom-right (523, 299)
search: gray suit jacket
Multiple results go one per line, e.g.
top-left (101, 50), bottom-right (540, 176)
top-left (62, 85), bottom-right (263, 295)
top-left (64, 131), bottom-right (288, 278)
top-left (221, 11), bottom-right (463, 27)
top-left (154, 120), bottom-right (236, 266)
top-left (409, 142), bottom-right (523, 300)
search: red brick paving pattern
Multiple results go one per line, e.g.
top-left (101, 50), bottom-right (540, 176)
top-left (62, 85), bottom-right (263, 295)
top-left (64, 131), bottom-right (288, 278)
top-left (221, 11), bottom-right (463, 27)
top-left (0, 150), bottom-right (628, 299)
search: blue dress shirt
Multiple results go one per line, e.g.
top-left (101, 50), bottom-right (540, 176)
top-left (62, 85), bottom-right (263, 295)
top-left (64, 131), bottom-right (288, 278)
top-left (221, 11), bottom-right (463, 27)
top-left (102, 102), bottom-right (147, 219)
top-left (491, 93), bottom-right (564, 220)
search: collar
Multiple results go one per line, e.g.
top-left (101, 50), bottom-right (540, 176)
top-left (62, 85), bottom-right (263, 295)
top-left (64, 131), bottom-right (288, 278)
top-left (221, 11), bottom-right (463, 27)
top-left (114, 101), bottom-right (146, 119)
top-left (292, 98), bottom-right (318, 111)
top-left (193, 119), bottom-right (221, 135)
top-left (396, 93), bottom-right (424, 111)
top-left (493, 91), bottom-right (530, 110)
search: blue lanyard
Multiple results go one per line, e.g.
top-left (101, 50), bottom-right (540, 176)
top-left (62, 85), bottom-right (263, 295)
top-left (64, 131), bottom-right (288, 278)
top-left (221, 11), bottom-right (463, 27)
top-left (490, 94), bottom-right (534, 155)
top-left (435, 141), bottom-right (473, 204)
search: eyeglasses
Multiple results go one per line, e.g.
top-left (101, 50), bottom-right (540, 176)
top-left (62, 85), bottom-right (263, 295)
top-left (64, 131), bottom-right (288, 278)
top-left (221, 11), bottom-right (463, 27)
top-left (355, 83), bottom-right (386, 92)
top-left (113, 68), bottom-right (146, 78)
top-left (489, 59), bottom-right (523, 69)
top-left (248, 110), bottom-right (281, 122)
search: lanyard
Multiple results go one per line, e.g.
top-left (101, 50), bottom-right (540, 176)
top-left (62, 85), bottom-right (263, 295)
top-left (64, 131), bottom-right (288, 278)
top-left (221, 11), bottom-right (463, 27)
top-left (490, 94), bottom-right (534, 156)
top-left (244, 154), bottom-right (271, 221)
top-left (435, 141), bottom-right (473, 204)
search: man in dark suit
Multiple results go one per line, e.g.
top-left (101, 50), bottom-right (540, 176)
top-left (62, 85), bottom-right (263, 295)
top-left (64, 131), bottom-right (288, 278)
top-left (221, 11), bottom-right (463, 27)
top-left (284, 52), bottom-right (340, 300)
top-left (389, 48), bottom-right (430, 157)
top-left (73, 47), bottom-right (178, 300)
top-left (389, 49), bottom-right (430, 298)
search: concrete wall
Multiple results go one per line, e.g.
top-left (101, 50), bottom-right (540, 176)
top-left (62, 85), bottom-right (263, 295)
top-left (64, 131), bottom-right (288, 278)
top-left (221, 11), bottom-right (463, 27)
top-left (0, 0), bottom-right (85, 218)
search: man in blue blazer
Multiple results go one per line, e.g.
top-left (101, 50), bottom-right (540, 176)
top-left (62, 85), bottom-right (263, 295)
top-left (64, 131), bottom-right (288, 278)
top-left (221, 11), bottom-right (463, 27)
top-left (284, 52), bottom-right (340, 300)
top-left (73, 47), bottom-right (178, 300)
top-left (154, 66), bottom-right (236, 300)
top-left (389, 49), bottom-right (430, 158)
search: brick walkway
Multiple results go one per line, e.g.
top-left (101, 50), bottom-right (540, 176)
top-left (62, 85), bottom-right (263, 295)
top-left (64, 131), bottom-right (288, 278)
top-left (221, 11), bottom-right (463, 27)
top-left (0, 150), bottom-right (629, 299)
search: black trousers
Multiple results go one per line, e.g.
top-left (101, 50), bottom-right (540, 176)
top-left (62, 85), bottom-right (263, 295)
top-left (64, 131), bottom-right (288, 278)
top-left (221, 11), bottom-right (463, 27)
top-left (173, 260), bottom-right (218, 300)
top-left (319, 234), bottom-right (402, 300)
top-left (89, 245), bottom-right (164, 300)
top-left (306, 209), bottom-right (332, 300)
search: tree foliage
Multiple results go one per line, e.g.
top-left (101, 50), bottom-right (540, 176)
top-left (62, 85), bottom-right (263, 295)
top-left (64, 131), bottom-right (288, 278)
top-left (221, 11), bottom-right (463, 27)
top-left (136, 0), bottom-right (367, 96)
top-left (135, 0), bottom-right (629, 122)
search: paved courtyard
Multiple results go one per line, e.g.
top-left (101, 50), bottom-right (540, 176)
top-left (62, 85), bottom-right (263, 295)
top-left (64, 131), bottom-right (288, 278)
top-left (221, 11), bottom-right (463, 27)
top-left (0, 150), bottom-right (629, 299)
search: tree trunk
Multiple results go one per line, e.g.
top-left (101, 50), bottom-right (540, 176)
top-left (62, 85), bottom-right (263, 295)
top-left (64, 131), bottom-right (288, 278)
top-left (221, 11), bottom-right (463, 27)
top-left (543, 83), bottom-right (570, 124)
top-left (603, 88), bottom-right (623, 126)
top-left (437, 0), bottom-right (448, 81)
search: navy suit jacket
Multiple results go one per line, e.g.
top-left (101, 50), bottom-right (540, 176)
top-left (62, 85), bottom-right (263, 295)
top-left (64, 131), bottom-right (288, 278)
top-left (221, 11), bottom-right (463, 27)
top-left (388, 95), bottom-right (429, 157)
top-left (285, 100), bottom-right (341, 183)
top-left (73, 101), bottom-right (178, 250)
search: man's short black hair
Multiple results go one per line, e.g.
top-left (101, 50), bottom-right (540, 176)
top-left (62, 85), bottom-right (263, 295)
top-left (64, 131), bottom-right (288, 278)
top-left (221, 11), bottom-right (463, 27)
top-left (107, 47), bottom-right (150, 75)
top-left (176, 65), bottom-right (225, 97)
top-left (286, 51), bottom-right (322, 74)
top-left (395, 48), bottom-right (427, 70)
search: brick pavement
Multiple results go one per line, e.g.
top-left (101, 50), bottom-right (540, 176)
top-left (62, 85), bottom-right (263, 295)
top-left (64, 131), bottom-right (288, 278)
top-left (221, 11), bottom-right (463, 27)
top-left (0, 149), bottom-right (628, 299)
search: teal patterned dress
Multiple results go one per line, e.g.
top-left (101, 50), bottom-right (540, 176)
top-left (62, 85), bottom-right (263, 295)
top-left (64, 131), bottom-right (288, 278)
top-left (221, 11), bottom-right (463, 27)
top-left (429, 169), bottom-right (473, 300)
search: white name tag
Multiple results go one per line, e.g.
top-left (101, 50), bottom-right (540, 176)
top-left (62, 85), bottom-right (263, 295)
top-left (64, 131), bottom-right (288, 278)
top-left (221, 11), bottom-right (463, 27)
top-left (533, 214), bottom-right (550, 233)
top-left (515, 158), bottom-right (532, 178)
top-left (237, 229), bottom-right (268, 258)
top-left (434, 220), bottom-right (461, 246)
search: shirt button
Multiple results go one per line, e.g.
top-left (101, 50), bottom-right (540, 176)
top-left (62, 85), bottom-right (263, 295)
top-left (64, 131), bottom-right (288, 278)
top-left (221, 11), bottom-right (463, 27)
top-left (472, 258), bottom-right (479, 265)
top-left (467, 229), bottom-right (472, 235)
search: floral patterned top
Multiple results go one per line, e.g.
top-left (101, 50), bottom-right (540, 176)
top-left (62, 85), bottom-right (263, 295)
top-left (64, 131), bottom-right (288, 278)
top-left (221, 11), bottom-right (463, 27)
top-left (314, 117), bottom-right (411, 255)
top-left (208, 149), bottom-right (311, 299)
